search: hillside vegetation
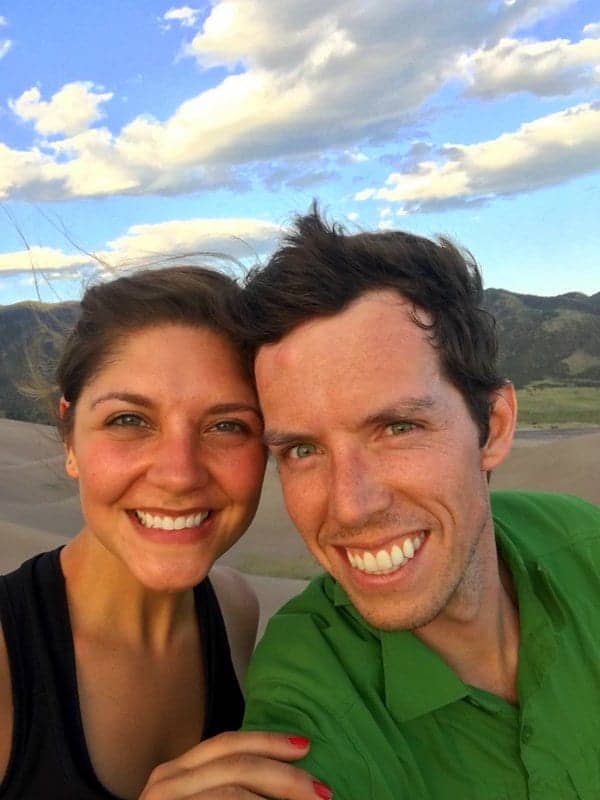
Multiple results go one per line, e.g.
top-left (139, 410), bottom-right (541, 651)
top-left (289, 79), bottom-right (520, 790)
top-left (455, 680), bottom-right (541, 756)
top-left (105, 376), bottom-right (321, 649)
top-left (483, 289), bottom-right (600, 388)
top-left (1, 288), bottom-right (599, 425)
top-left (0, 301), bottom-right (78, 423)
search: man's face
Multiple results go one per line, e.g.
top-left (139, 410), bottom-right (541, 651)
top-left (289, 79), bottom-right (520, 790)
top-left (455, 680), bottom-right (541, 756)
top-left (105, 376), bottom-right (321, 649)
top-left (255, 290), bottom-right (514, 631)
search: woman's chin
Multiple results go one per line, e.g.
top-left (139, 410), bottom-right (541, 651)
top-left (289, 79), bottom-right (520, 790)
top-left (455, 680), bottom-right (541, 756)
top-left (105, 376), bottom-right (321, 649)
top-left (128, 552), bottom-right (213, 593)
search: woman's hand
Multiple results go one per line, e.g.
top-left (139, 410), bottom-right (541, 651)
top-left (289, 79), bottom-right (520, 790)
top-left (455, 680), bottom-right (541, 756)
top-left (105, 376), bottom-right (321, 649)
top-left (138, 730), bottom-right (332, 799)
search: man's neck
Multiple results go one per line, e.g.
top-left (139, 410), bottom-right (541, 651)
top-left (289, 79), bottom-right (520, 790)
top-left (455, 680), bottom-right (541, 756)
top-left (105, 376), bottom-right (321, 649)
top-left (413, 542), bottom-right (520, 705)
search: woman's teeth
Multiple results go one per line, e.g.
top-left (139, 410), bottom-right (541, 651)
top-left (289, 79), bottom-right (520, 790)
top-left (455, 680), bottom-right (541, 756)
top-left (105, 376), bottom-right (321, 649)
top-left (134, 510), bottom-right (210, 530)
top-left (346, 532), bottom-right (426, 575)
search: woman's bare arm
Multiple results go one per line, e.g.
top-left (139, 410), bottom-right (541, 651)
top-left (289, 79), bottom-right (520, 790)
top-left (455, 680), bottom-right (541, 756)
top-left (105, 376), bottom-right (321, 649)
top-left (0, 624), bottom-right (13, 781)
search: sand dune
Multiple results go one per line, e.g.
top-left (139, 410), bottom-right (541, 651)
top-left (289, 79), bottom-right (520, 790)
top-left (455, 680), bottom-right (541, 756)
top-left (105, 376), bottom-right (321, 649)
top-left (1, 419), bottom-right (598, 628)
top-left (494, 430), bottom-right (600, 501)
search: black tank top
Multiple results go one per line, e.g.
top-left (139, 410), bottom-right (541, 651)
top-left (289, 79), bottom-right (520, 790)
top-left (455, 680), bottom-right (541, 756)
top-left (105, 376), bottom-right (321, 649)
top-left (0, 548), bottom-right (244, 799)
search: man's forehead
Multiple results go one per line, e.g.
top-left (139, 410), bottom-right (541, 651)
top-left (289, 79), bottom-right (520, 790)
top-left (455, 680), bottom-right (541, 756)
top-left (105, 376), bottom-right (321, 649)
top-left (255, 289), bottom-right (432, 370)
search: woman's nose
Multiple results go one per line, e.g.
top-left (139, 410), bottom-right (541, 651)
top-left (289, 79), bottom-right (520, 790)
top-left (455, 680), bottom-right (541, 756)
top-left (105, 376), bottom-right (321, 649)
top-left (145, 429), bottom-right (210, 494)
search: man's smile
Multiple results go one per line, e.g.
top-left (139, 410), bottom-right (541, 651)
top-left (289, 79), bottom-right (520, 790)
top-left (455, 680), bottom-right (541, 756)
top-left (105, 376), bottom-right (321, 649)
top-left (343, 531), bottom-right (427, 575)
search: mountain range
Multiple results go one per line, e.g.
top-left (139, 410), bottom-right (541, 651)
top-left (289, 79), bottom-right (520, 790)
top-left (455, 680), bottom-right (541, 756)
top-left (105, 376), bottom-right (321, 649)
top-left (1, 288), bottom-right (599, 424)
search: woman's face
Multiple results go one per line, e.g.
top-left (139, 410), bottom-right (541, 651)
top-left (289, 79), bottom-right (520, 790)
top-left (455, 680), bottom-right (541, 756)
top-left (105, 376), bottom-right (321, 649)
top-left (64, 324), bottom-right (266, 591)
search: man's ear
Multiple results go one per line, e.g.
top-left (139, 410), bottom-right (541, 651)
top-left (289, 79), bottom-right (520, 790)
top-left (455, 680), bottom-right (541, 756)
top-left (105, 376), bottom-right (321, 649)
top-left (59, 397), bottom-right (79, 480)
top-left (480, 383), bottom-right (517, 472)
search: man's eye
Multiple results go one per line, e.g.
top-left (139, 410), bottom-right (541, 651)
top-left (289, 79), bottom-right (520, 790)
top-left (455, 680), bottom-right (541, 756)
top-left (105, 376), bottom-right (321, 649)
top-left (386, 421), bottom-right (414, 436)
top-left (289, 443), bottom-right (317, 459)
top-left (108, 413), bottom-right (148, 428)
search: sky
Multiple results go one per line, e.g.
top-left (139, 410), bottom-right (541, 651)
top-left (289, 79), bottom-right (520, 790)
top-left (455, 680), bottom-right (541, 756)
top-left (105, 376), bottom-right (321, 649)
top-left (0, 0), bottom-right (599, 304)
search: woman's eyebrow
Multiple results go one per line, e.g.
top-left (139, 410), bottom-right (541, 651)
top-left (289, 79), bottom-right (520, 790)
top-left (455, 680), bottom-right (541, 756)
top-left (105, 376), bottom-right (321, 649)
top-left (90, 395), bottom-right (263, 421)
top-left (206, 403), bottom-right (263, 420)
top-left (90, 392), bottom-right (152, 410)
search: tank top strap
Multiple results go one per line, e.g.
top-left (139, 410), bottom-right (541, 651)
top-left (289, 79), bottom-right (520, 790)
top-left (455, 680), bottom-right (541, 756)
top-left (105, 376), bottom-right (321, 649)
top-left (195, 576), bottom-right (244, 738)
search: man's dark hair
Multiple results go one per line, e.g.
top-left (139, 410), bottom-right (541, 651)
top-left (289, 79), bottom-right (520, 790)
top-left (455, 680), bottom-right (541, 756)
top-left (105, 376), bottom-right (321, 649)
top-left (241, 204), bottom-right (506, 445)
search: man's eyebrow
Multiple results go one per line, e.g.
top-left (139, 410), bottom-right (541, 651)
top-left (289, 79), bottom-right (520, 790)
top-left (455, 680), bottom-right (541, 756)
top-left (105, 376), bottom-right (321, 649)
top-left (263, 397), bottom-right (438, 448)
top-left (363, 396), bottom-right (438, 426)
top-left (263, 429), bottom-right (313, 448)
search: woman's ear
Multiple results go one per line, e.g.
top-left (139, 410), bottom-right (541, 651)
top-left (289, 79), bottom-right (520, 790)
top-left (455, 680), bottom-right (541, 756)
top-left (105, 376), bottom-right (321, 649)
top-left (59, 397), bottom-right (79, 480)
top-left (59, 396), bottom-right (70, 420)
top-left (480, 383), bottom-right (517, 472)
top-left (64, 445), bottom-right (79, 480)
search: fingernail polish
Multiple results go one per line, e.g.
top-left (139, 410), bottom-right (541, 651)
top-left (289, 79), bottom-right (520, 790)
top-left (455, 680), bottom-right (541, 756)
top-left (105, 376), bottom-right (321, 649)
top-left (313, 780), bottom-right (333, 799)
top-left (288, 735), bottom-right (310, 748)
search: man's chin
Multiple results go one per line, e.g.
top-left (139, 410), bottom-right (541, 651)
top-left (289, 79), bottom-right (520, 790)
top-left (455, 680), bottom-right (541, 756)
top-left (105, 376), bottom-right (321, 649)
top-left (337, 578), bottom-right (444, 632)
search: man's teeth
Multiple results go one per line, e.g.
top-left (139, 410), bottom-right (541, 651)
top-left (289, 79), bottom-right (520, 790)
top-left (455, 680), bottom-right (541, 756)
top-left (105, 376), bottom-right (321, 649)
top-left (346, 532), bottom-right (425, 575)
top-left (134, 510), bottom-right (209, 530)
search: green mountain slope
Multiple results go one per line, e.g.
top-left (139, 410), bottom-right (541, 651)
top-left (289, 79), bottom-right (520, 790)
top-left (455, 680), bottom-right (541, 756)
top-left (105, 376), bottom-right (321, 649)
top-left (1, 288), bottom-right (599, 423)
top-left (483, 289), bottom-right (600, 388)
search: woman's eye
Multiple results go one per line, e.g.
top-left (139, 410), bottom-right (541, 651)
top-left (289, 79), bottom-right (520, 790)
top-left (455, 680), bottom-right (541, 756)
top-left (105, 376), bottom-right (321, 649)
top-left (386, 421), bottom-right (414, 436)
top-left (289, 443), bottom-right (317, 459)
top-left (213, 420), bottom-right (246, 433)
top-left (108, 413), bottom-right (148, 428)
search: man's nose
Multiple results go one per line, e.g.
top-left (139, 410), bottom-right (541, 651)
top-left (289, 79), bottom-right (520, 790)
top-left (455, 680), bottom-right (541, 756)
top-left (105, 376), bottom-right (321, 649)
top-left (146, 428), bottom-right (210, 494)
top-left (328, 445), bottom-right (392, 529)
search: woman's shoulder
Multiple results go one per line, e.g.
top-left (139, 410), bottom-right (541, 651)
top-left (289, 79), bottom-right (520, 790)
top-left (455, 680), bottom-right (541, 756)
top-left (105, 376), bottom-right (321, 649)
top-left (208, 566), bottom-right (259, 688)
top-left (0, 548), bottom-right (64, 784)
top-left (0, 616), bottom-right (13, 783)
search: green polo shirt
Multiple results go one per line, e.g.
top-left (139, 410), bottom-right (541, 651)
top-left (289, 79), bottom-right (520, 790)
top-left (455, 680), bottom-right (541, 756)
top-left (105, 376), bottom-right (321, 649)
top-left (243, 492), bottom-right (600, 799)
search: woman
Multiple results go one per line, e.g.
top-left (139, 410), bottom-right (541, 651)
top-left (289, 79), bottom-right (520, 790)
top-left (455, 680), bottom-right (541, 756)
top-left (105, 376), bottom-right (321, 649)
top-left (0, 267), bottom-right (328, 800)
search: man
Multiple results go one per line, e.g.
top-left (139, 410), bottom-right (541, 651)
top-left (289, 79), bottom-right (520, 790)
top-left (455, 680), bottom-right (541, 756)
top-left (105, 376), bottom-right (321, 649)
top-left (240, 207), bottom-right (600, 799)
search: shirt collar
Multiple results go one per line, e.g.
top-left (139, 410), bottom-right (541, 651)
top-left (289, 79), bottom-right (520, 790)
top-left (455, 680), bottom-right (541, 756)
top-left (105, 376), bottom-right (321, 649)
top-left (330, 577), bottom-right (469, 723)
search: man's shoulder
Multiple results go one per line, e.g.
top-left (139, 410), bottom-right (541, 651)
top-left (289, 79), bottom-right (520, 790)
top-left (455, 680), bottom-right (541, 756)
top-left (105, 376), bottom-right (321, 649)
top-left (491, 490), bottom-right (599, 530)
top-left (247, 573), bottom-right (369, 693)
top-left (252, 573), bottom-right (346, 656)
top-left (491, 490), bottom-right (600, 556)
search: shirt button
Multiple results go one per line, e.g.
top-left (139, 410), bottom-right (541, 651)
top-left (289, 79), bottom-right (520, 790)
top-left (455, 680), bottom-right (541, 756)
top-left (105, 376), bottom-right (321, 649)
top-left (521, 724), bottom-right (533, 743)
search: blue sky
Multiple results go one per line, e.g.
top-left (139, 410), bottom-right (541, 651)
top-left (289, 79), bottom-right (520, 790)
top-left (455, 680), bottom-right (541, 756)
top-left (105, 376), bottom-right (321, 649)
top-left (0, 0), bottom-right (599, 304)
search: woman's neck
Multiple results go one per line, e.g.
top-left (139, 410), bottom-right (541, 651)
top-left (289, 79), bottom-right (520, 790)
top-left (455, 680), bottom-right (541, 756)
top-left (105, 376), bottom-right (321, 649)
top-left (60, 529), bottom-right (197, 653)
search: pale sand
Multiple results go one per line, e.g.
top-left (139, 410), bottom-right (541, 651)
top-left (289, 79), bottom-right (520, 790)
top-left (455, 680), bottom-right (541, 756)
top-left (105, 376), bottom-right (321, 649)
top-left (1, 418), bottom-right (598, 632)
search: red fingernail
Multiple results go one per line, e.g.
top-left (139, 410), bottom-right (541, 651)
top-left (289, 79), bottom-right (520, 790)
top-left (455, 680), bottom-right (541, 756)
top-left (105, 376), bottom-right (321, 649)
top-left (313, 780), bottom-right (333, 799)
top-left (288, 735), bottom-right (310, 748)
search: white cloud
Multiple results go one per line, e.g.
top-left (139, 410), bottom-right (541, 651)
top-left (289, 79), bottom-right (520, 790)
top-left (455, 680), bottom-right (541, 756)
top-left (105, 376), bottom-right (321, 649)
top-left (583, 22), bottom-right (600, 38)
top-left (0, 38), bottom-right (11, 59)
top-left (343, 149), bottom-right (369, 164)
top-left (459, 35), bottom-right (600, 97)
top-left (0, 247), bottom-right (89, 275)
top-left (100, 217), bottom-right (282, 264)
top-left (356, 103), bottom-right (600, 212)
top-left (0, 0), bottom-right (587, 202)
top-left (9, 82), bottom-right (113, 137)
top-left (163, 6), bottom-right (200, 28)
top-left (0, 217), bottom-right (282, 277)
top-left (0, 16), bottom-right (7, 26)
